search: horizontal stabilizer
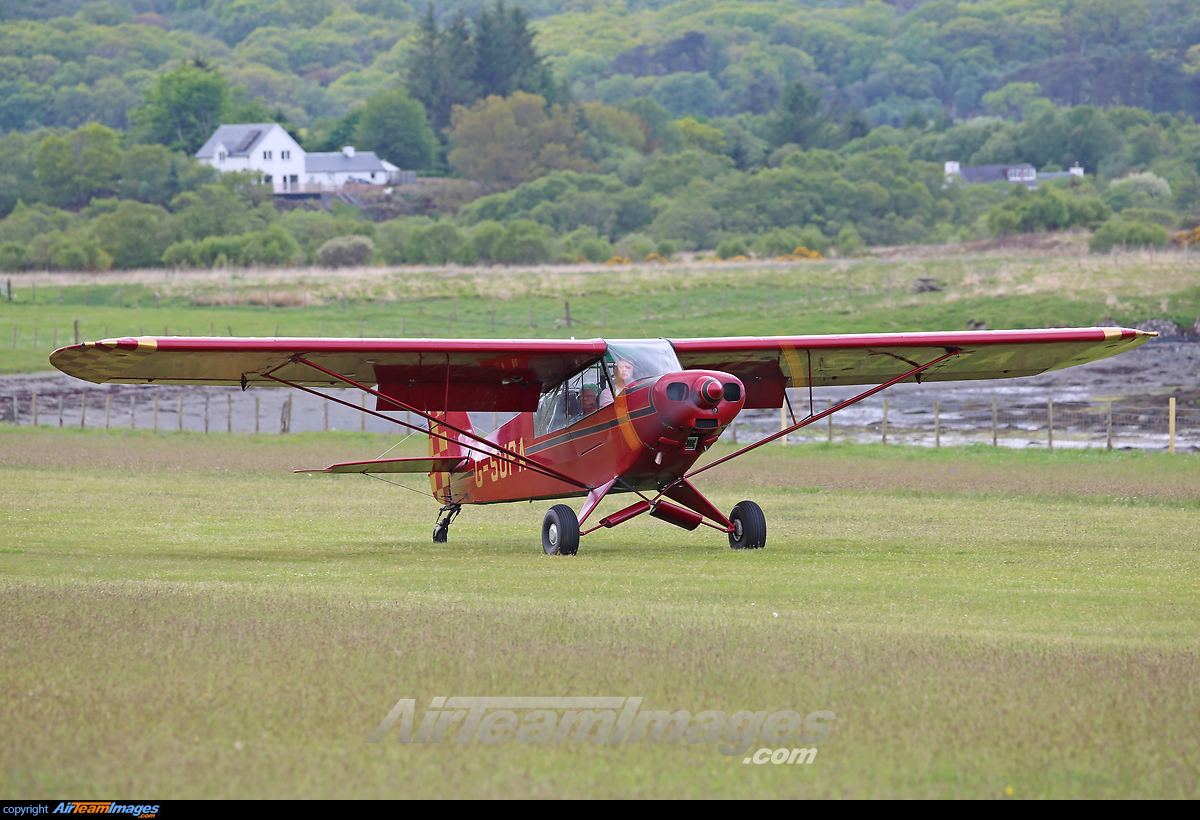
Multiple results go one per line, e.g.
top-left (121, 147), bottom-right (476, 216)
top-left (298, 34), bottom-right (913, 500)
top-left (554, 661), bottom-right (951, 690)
top-left (296, 456), bottom-right (468, 474)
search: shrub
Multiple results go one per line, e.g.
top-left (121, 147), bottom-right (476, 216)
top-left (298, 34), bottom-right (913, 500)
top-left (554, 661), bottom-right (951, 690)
top-left (0, 241), bottom-right (28, 271)
top-left (409, 223), bottom-right (463, 265)
top-left (835, 226), bottom-right (865, 256)
top-left (492, 220), bottom-right (551, 265)
top-left (755, 229), bottom-right (801, 258)
top-left (317, 235), bottom-right (375, 267)
top-left (716, 237), bottom-right (749, 259)
top-left (241, 225), bottom-right (301, 267)
top-left (1088, 219), bottom-right (1170, 254)
top-left (654, 239), bottom-right (677, 260)
top-left (797, 226), bottom-right (831, 255)
top-left (578, 237), bottom-right (614, 263)
top-left (469, 221), bottom-right (505, 264)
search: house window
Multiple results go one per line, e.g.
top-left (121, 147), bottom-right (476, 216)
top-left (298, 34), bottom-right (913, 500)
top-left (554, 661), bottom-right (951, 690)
top-left (264, 174), bottom-right (273, 183)
top-left (218, 151), bottom-right (226, 162)
top-left (263, 150), bottom-right (272, 160)
top-left (281, 150), bottom-right (290, 160)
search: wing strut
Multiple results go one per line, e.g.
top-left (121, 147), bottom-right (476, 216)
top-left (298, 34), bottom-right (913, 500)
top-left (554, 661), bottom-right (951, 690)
top-left (261, 355), bottom-right (591, 491)
top-left (667, 348), bottom-right (964, 491)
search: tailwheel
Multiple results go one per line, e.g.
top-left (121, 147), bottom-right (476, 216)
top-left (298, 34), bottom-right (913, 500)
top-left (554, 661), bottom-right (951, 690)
top-left (728, 500), bottom-right (766, 550)
top-left (542, 504), bottom-right (580, 556)
top-left (432, 503), bottom-right (461, 543)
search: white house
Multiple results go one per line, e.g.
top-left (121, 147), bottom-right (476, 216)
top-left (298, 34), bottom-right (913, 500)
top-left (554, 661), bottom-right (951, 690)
top-left (195, 124), bottom-right (397, 194)
top-left (303, 145), bottom-right (391, 189)
top-left (195, 124), bottom-right (306, 193)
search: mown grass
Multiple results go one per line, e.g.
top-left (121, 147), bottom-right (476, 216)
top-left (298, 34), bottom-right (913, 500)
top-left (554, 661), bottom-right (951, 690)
top-left (2, 247), bottom-right (1198, 374)
top-left (2, 427), bottom-right (1198, 797)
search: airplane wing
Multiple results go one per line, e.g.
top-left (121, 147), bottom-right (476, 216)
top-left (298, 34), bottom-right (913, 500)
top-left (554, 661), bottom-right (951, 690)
top-left (669, 327), bottom-right (1155, 408)
top-left (49, 337), bottom-right (607, 412)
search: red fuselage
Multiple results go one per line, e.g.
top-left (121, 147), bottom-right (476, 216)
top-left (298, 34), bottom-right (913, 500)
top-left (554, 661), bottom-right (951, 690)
top-left (438, 370), bottom-right (745, 504)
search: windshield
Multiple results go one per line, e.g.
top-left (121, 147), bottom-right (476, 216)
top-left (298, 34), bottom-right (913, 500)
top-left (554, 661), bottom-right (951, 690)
top-left (603, 340), bottom-right (681, 384)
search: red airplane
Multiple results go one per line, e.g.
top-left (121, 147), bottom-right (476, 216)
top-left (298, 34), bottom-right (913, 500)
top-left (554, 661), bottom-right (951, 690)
top-left (51, 327), bottom-right (1153, 554)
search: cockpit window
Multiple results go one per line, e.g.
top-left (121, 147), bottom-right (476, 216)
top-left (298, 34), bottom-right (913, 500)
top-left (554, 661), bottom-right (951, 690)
top-left (599, 339), bottom-right (681, 406)
top-left (533, 341), bottom-right (681, 438)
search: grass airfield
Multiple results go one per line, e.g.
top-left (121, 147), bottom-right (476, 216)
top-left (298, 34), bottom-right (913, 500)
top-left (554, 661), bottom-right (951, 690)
top-left (1, 427), bottom-right (1198, 798)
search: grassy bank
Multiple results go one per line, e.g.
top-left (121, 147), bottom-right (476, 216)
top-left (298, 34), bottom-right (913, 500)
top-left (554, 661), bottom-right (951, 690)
top-left (2, 428), bottom-right (1197, 797)
top-left (2, 245), bottom-right (1198, 375)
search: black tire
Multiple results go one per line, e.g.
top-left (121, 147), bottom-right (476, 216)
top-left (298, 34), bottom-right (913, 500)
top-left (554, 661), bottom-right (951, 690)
top-left (728, 500), bottom-right (766, 550)
top-left (542, 504), bottom-right (580, 555)
top-left (432, 522), bottom-right (448, 543)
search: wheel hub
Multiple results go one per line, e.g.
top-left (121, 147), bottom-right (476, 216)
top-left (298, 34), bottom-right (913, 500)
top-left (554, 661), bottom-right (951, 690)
top-left (548, 523), bottom-right (559, 546)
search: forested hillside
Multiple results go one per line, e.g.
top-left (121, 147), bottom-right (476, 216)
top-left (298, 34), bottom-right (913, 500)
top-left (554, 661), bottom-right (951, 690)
top-left (2, 0), bottom-right (1200, 270)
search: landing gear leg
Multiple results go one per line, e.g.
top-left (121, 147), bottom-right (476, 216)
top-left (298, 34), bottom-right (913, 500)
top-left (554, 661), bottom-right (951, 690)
top-left (433, 503), bottom-right (461, 543)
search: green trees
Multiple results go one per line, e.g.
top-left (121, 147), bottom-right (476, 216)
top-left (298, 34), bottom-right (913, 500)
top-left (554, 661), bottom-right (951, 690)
top-left (406, 6), bottom-right (478, 134)
top-left (130, 62), bottom-right (229, 155)
top-left (352, 88), bottom-right (436, 172)
top-left (448, 92), bottom-right (594, 190)
top-left (34, 123), bottom-right (122, 208)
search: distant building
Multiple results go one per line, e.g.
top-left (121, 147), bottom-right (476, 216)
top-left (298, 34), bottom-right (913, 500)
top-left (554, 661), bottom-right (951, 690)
top-left (196, 124), bottom-right (408, 194)
top-left (195, 124), bottom-right (306, 194)
top-left (944, 161), bottom-right (1083, 188)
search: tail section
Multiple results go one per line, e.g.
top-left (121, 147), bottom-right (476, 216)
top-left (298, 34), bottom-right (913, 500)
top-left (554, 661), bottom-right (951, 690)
top-left (428, 411), bottom-right (474, 502)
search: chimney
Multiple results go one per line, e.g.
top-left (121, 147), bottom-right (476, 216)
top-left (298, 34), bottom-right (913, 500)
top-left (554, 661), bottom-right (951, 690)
top-left (342, 146), bottom-right (355, 158)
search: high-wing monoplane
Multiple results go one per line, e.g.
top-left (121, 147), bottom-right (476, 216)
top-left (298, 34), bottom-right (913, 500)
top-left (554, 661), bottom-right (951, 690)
top-left (51, 327), bottom-right (1153, 554)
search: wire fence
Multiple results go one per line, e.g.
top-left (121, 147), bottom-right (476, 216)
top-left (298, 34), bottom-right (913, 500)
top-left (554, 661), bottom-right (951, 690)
top-left (1, 387), bottom-right (1195, 453)
top-left (730, 397), bottom-right (1198, 452)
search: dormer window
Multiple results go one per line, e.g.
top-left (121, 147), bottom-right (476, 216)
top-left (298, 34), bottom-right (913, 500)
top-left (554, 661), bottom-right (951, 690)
top-left (263, 150), bottom-right (272, 160)
top-left (218, 151), bottom-right (226, 162)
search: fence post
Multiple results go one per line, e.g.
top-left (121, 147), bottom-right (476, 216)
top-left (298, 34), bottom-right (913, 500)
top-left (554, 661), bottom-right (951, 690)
top-left (324, 401), bottom-right (329, 432)
top-left (205, 396), bottom-right (210, 434)
top-left (153, 396), bottom-right (158, 432)
top-left (74, 320), bottom-right (79, 344)
top-left (992, 396), bottom-right (998, 446)
top-left (827, 398), bottom-right (833, 442)
top-left (360, 394), bottom-right (365, 431)
top-left (935, 400), bottom-right (940, 448)
top-left (105, 394), bottom-right (110, 430)
top-left (528, 304), bottom-right (533, 328)
top-left (255, 396), bottom-right (260, 434)
top-left (32, 392), bottom-right (37, 426)
top-left (1047, 397), bottom-right (1053, 450)
top-left (730, 416), bottom-right (737, 444)
top-left (130, 397), bottom-right (135, 429)
top-left (564, 300), bottom-right (571, 328)
top-left (227, 394), bottom-right (232, 433)
top-left (178, 394), bottom-right (183, 432)
top-left (58, 396), bottom-right (63, 427)
top-left (1169, 397), bottom-right (1176, 454)
top-left (882, 399), bottom-right (888, 444)
top-left (682, 296), bottom-right (686, 319)
top-left (280, 393), bottom-right (292, 434)
top-left (1106, 402), bottom-right (1112, 451)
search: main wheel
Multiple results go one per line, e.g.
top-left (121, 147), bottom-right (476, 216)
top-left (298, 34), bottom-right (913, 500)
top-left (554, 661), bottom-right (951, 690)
top-left (542, 504), bottom-right (580, 555)
top-left (432, 522), bottom-right (449, 543)
top-left (728, 500), bottom-right (766, 550)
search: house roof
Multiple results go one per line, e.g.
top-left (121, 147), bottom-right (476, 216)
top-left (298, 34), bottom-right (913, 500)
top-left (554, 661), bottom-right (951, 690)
top-left (195, 124), bottom-right (284, 159)
top-left (305, 151), bottom-right (387, 174)
top-left (954, 163), bottom-right (1035, 183)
